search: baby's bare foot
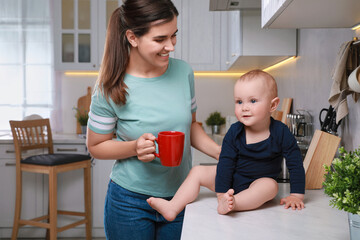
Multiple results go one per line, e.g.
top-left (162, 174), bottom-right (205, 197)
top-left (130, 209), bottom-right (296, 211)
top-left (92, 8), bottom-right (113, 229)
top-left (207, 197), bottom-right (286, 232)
top-left (217, 189), bottom-right (235, 215)
top-left (147, 197), bottom-right (179, 222)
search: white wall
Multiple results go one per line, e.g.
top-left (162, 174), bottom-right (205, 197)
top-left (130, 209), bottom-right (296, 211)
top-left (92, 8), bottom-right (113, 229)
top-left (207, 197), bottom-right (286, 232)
top-left (59, 73), bottom-right (237, 135)
top-left (60, 74), bottom-right (97, 133)
top-left (268, 28), bottom-right (360, 151)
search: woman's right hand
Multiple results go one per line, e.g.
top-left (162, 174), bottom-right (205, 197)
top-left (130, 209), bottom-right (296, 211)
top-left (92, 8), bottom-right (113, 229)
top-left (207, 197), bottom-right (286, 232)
top-left (135, 133), bottom-right (157, 162)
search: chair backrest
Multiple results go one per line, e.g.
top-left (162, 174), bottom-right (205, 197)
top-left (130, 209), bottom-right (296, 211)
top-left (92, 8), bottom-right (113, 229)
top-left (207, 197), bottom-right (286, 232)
top-left (10, 119), bottom-right (54, 162)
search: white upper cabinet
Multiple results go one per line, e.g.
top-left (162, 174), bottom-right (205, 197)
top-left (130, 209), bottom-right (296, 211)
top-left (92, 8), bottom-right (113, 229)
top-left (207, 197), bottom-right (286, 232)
top-left (262, 0), bottom-right (360, 29)
top-left (180, 0), bottom-right (222, 71)
top-left (222, 9), bottom-right (297, 71)
top-left (53, 0), bottom-right (297, 72)
top-left (220, 10), bottom-right (241, 70)
top-left (54, 0), bottom-right (97, 71)
top-left (54, 0), bottom-right (122, 71)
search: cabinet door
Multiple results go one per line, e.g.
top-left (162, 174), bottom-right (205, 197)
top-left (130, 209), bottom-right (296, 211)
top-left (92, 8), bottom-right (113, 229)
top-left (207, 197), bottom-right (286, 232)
top-left (181, 0), bottom-right (221, 71)
top-left (220, 10), bottom-right (241, 70)
top-left (0, 145), bottom-right (43, 237)
top-left (92, 159), bottom-right (114, 228)
top-left (54, 0), bottom-right (98, 70)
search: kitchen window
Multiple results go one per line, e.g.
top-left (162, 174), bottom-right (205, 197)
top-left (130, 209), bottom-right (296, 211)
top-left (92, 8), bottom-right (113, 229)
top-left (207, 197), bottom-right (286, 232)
top-left (0, 0), bottom-right (54, 131)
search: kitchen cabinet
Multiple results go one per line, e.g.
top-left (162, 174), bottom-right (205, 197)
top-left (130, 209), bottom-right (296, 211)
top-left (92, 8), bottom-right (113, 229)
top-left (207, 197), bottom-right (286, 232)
top-left (53, 0), bottom-right (222, 71)
top-left (0, 144), bottom-right (45, 238)
top-left (91, 159), bottom-right (114, 232)
top-left (220, 10), bottom-right (241, 70)
top-left (54, 0), bottom-right (122, 71)
top-left (261, 0), bottom-right (360, 29)
top-left (53, 0), bottom-right (98, 71)
top-left (224, 9), bottom-right (297, 71)
top-left (180, 0), bottom-right (222, 71)
top-left (53, 0), bottom-right (297, 72)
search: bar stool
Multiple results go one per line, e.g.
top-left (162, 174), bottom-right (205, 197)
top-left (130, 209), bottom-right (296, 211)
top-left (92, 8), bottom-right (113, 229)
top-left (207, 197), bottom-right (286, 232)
top-left (9, 119), bottom-right (92, 239)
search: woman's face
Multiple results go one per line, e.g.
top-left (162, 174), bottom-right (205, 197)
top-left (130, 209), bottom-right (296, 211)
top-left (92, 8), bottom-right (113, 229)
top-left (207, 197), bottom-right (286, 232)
top-left (132, 17), bottom-right (178, 71)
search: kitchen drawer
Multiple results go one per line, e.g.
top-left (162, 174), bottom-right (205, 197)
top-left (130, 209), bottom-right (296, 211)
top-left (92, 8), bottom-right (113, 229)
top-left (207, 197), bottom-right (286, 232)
top-left (0, 144), bottom-right (44, 159)
top-left (0, 144), bottom-right (15, 158)
top-left (53, 144), bottom-right (87, 154)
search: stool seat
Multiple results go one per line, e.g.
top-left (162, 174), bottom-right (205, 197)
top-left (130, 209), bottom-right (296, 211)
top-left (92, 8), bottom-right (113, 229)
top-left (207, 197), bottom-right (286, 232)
top-left (22, 153), bottom-right (90, 166)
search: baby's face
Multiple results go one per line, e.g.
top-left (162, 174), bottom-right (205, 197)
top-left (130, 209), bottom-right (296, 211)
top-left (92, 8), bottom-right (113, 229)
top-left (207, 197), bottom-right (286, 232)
top-left (233, 77), bottom-right (274, 127)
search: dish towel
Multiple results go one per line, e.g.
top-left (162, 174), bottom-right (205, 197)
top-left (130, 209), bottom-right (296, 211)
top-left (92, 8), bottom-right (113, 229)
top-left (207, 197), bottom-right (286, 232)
top-left (328, 40), bottom-right (360, 123)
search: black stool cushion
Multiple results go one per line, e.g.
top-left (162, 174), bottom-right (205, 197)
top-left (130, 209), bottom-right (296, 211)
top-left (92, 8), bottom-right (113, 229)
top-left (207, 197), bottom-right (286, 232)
top-left (21, 154), bottom-right (90, 166)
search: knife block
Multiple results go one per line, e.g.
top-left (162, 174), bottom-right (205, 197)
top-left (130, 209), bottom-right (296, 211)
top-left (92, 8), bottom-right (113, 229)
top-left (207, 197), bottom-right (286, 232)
top-left (303, 130), bottom-right (341, 189)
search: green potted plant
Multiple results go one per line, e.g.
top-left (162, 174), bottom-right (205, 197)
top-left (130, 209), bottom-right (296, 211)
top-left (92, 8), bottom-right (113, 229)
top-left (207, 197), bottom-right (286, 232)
top-left (73, 107), bottom-right (89, 134)
top-left (205, 111), bottom-right (226, 135)
top-left (323, 146), bottom-right (360, 239)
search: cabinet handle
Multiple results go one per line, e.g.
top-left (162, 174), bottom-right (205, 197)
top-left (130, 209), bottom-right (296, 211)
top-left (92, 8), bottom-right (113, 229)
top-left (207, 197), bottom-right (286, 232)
top-left (6, 150), bottom-right (15, 153)
top-left (225, 61), bottom-right (230, 65)
top-left (231, 53), bottom-right (236, 57)
top-left (5, 162), bottom-right (16, 166)
top-left (56, 148), bottom-right (78, 152)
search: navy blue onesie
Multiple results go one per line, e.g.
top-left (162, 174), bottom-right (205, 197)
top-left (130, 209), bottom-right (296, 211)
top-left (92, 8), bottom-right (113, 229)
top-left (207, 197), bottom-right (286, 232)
top-left (215, 118), bottom-right (305, 194)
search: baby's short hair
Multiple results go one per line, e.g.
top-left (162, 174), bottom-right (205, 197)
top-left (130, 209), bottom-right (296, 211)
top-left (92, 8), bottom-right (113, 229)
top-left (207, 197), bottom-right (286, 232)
top-left (237, 69), bottom-right (278, 98)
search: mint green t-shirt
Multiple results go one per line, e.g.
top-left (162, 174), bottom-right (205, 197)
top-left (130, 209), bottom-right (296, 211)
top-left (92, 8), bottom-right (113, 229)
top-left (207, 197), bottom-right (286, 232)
top-left (88, 58), bottom-right (197, 197)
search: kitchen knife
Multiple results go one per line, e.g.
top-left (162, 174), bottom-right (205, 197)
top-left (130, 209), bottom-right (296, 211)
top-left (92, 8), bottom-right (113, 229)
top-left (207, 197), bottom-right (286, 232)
top-left (328, 110), bottom-right (342, 135)
top-left (319, 106), bottom-right (334, 132)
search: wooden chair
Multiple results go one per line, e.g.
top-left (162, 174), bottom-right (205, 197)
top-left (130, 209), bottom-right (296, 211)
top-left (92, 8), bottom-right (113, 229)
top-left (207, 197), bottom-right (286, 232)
top-left (9, 119), bottom-right (92, 240)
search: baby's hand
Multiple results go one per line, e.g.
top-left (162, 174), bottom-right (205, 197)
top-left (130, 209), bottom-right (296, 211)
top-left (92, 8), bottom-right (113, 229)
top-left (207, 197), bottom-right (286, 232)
top-left (280, 194), bottom-right (305, 210)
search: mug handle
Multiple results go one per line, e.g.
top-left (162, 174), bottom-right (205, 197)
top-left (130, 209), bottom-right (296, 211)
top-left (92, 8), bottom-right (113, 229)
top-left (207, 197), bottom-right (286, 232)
top-left (154, 138), bottom-right (160, 158)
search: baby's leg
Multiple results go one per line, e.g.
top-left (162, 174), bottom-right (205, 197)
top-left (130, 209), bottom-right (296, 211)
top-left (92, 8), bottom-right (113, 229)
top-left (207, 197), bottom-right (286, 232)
top-left (147, 165), bottom-right (217, 221)
top-left (216, 189), bottom-right (235, 214)
top-left (232, 177), bottom-right (278, 212)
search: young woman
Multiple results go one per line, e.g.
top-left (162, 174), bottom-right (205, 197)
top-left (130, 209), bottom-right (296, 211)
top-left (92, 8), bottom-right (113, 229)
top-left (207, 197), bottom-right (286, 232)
top-left (86, 1), bottom-right (221, 239)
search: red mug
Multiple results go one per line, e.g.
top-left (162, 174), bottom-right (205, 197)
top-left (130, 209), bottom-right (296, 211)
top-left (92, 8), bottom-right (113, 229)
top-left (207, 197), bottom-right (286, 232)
top-left (154, 131), bottom-right (185, 167)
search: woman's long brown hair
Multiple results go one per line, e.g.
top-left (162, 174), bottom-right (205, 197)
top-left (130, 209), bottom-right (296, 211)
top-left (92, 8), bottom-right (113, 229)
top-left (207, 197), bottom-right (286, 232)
top-left (96, 0), bottom-right (178, 105)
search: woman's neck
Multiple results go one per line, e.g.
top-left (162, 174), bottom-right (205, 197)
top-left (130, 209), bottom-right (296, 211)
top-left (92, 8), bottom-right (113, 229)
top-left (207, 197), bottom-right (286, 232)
top-left (126, 49), bottom-right (168, 78)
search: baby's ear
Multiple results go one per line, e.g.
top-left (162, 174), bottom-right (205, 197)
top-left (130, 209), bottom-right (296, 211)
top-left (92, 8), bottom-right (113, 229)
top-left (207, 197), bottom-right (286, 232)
top-left (270, 97), bottom-right (280, 112)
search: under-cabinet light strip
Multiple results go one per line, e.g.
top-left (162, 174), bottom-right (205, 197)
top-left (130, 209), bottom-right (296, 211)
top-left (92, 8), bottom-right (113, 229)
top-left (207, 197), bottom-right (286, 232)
top-left (262, 56), bottom-right (296, 72)
top-left (64, 71), bottom-right (99, 76)
top-left (194, 72), bottom-right (245, 77)
top-left (351, 23), bottom-right (360, 30)
top-left (64, 56), bottom-right (297, 77)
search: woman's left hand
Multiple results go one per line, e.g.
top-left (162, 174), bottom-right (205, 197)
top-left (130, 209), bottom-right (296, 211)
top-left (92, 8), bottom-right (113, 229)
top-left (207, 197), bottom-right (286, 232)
top-left (280, 194), bottom-right (305, 210)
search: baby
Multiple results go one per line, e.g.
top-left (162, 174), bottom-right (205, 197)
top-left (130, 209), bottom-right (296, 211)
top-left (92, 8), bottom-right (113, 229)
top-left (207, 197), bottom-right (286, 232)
top-left (147, 69), bottom-right (305, 221)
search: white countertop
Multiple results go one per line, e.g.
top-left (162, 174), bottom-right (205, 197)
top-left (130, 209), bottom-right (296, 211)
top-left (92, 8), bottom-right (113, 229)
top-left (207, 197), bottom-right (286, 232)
top-left (0, 132), bottom-right (86, 144)
top-left (181, 183), bottom-right (349, 240)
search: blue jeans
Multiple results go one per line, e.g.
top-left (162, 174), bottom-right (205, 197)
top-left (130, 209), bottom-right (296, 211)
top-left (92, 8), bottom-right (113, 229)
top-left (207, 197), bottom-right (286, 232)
top-left (104, 180), bottom-right (185, 240)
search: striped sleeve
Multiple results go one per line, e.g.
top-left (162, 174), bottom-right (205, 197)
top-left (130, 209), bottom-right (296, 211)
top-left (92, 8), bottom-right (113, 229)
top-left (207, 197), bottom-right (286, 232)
top-left (88, 88), bottom-right (118, 134)
top-left (189, 71), bottom-right (197, 113)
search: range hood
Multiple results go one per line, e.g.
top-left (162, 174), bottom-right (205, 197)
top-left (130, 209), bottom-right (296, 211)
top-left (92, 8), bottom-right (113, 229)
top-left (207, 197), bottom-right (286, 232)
top-left (210, 0), bottom-right (260, 11)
